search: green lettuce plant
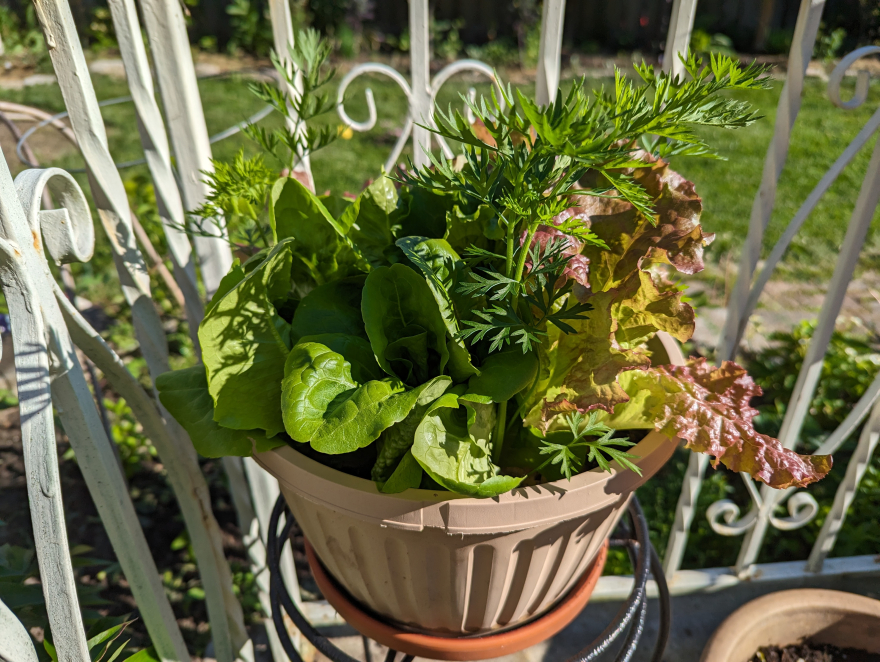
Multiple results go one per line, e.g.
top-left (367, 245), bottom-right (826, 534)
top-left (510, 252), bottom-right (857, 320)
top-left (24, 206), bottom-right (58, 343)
top-left (157, 37), bottom-right (831, 497)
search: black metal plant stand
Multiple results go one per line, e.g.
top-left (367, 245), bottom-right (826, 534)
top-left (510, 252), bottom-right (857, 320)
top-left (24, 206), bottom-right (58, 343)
top-left (268, 495), bottom-right (671, 662)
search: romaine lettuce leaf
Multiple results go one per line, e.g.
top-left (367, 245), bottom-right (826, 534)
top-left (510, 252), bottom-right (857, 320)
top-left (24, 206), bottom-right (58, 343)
top-left (156, 365), bottom-right (283, 457)
top-left (206, 259), bottom-right (246, 315)
top-left (379, 450), bottom-right (423, 494)
top-left (290, 276), bottom-right (367, 340)
top-left (445, 203), bottom-right (503, 252)
top-left (199, 240), bottom-right (296, 436)
top-left (295, 333), bottom-right (384, 383)
top-left (466, 349), bottom-right (538, 403)
top-left (371, 377), bottom-right (453, 482)
top-left (396, 186), bottom-right (453, 238)
top-left (413, 394), bottom-right (523, 497)
top-left (362, 264), bottom-right (450, 385)
top-left (269, 176), bottom-right (360, 286)
top-left (338, 176), bottom-right (397, 267)
top-left (396, 236), bottom-right (479, 381)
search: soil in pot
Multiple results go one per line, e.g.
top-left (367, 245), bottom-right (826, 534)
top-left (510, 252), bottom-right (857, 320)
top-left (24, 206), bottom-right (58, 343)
top-left (751, 643), bottom-right (880, 662)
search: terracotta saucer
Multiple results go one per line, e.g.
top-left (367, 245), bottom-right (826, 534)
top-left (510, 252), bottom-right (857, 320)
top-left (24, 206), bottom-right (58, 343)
top-left (304, 538), bottom-right (609, 661)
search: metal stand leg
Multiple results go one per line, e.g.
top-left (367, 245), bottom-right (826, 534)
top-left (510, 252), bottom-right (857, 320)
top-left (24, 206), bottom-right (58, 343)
top-left (268, 496), bottom-right (671, 662)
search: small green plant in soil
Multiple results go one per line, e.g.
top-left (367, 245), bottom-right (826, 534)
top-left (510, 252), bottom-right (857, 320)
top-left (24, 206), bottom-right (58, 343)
top-left (157, 33), bottom-right (832, 497)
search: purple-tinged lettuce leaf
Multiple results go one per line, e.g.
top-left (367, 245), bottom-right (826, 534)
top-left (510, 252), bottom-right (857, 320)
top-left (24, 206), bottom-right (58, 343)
top-left (541, 288), bottom-right (651, 421)
top-left (575, 158), bottom-right (713, 292)
top-left (604, 359), bottom-right (832, 489)
top-left (537, 269), bottom-right (693, 422)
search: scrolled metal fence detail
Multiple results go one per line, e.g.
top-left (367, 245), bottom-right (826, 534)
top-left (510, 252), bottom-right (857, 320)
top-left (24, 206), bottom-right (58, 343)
top-left (337, 59), bottom-right (504, 173)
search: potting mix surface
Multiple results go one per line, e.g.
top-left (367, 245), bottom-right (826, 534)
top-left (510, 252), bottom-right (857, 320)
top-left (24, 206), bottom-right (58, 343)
top-left (751, 643), bottom-right (880, 662)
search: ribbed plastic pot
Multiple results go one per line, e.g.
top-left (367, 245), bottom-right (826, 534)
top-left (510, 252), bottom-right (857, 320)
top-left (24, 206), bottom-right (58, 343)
top-left (254, 334), bottom-right (683, 635)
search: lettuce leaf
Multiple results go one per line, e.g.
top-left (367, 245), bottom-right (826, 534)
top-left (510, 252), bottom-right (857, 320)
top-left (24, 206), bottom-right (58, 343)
top-left (539, 268), bottom-right (693, 421)
top-left (206, 260), bottom-right (246, 315)
top-left (612, 270), bottom-right (695, 349)
top-left (295, 333), bottom-right (384, 383)
top-left (603, 359), bottom-right (832, 489)
top-left (396, 236), bottom-right (479, 382)
top-left (362, 264), bottom-right (450, 385)
top-left (289, 276), bottom-right (367, 341)
top-left (379, 450), bottom-right (423, 494)
top-left (577, 158), bottom-right (713, 292)
top-left (199, 240), bottom-right (296, 436)
top-left (445, 202), bottom-right (503, 252)
top-left (371, 377), bottom-right (453, 483)
top-left (522, 224), bottom-right (591, 291)
top-left (413, 394), bottom-right (523, 497)
top-left (156, 366), bottom-right (283, 458)
top-left (281, 341), bottom-right (451, 454)
top-left (396, 186), bottom-right (453, 239)
top-left (338, 176), bottom-right (397, 267)
top-left (466, 349), bottom-right (539, 403)
top-left (269, 176), bottom-right (360, 286)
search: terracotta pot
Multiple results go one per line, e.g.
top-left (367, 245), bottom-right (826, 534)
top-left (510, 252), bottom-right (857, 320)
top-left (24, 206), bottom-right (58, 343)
top-left (700, 589), bottom-right (880, 662)
top-left (254, 333), bottom-right (683, 635)
top-left (304, 538), bottom-right (609, 661)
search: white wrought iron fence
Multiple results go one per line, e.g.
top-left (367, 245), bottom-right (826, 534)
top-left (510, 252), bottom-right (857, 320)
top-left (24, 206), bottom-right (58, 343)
top-left (0, 0), bottom-right (879, 660)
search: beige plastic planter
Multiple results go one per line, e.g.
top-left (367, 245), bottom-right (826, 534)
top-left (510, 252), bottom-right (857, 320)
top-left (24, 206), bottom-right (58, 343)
top-left (254, 334), bottom-right (683, 635)
top-left (700, 589), bottom-right (880, 662)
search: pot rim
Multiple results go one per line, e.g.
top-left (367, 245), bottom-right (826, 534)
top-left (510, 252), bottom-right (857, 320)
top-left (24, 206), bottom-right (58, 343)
top-left (255, 429), bottom-right (676, 533)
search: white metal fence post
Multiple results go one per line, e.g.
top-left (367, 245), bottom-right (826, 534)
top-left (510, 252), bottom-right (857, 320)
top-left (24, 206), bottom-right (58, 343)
top-left (136, 0), bottom-right (233, 297)
top-left (268, 0), bottom-right (315, 191)
top-left (535, 0), bottom-right (566, 106)
top-left (409, 0), bottom-right (432, 168)
top-left (717, 0), bottom-right (826, 362)
top-left (0, 161), bottom-right (91, 662)
top-left (29, 0), bottom-right (171, 384)
top-left (0, 595), bottom-right (38, 662)
top-left (30, 0), bottom-right (251, 656)
top-left (3, 157), bottom-right (191, 661)
top-left (735, 99), bottom-right (880, 574)
top-left (104, 0), bottom-right (204, 350)
top-left (807, 397), bottom-right (880, 572)
top-left (663, 0), bottom-right (698, 77)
